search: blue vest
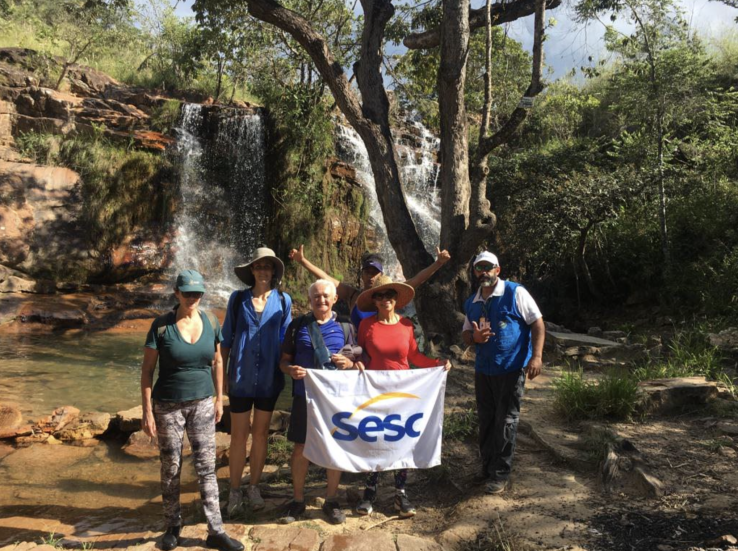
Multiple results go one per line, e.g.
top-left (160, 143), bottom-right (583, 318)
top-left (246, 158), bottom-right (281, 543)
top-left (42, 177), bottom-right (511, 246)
top-left (464, 281), bottom-right (532, 376)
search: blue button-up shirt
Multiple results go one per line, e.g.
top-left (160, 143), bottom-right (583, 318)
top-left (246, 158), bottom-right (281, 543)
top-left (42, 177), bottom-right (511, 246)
top-left (223, 289), bottom-right (292, 398)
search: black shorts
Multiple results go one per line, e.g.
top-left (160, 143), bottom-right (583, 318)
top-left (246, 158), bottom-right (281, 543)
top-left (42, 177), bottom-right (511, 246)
top-left (229, 394), bottom-right (279, 414)
top-left (286, 395), bottom-right (307, 444)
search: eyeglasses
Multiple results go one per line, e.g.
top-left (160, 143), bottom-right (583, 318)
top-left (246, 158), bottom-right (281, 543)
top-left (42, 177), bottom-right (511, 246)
top-left (474, 263), bottom-right (498, 273)
top-left (181, 291), bottom-right (204, 299)
top-left (372, 291), bottom-right (397, 301)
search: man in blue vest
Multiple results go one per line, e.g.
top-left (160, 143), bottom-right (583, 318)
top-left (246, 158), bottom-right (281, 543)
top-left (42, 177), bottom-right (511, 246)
top-left (462, 251), bottom-right (545, 494)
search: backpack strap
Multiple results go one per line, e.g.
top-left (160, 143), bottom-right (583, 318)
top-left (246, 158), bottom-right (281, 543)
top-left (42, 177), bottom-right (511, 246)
top-left (279, 290), bottom-right (288, 323)
top-left (155, 310), bottom-right (177, 347)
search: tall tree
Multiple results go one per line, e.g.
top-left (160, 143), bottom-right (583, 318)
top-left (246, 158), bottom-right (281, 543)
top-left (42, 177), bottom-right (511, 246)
top-left (195, 0), bottom-right (561, 337)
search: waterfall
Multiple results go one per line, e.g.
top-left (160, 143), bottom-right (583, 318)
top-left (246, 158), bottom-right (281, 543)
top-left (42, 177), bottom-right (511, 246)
top-left (171, 103), bottom-right (268, 302)
top-left (334, 119), bottom-right (441, 281)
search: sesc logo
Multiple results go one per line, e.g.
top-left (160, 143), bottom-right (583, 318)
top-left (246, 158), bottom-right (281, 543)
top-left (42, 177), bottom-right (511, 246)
top-left (331, 392), bottom-right (424, 443)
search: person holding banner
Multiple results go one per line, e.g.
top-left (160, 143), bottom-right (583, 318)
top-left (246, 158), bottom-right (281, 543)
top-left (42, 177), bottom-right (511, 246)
top-left (221, 248), bottom-right (292, 516)
top-left (462, 251), bottom-right (544, 494)
top-left (287, 245), bottom-right (451, 329)
top-left (278, 279), bottom-right (362, 525)
top-left (354, 275), bottom-right (452, 518)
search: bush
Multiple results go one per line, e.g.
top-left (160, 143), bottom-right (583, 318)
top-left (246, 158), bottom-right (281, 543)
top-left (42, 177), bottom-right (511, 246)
top-left (553, 369), bottom-right (640, 422)
top-left (443, 407), bottom-right (478, 440)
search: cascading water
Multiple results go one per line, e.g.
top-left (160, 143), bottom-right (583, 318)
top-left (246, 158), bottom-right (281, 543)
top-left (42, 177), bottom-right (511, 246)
top-left (334, 119), bottom-right (441, 280)
top-left (171, 103), bottom-right (268, 302)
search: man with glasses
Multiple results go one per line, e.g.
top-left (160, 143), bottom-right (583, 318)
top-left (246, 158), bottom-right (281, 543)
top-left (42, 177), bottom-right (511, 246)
top-left (462, 251), bottom-right (545, 494)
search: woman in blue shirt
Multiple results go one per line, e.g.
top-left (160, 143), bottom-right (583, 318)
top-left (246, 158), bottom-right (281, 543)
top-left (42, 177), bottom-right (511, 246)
top-left (221, 248), bottom-right (292, 516)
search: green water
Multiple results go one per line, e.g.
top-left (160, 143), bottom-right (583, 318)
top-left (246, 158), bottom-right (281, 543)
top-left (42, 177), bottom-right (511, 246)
top-left (0, 333), bottom-right (292, 420)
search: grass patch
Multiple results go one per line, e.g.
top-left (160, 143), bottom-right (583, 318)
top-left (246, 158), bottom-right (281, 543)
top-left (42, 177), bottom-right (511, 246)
top-left (459, 520), bottom-right (530, 551)
top-left (443, 407), bottom-right (478, 440)
top-left (633, 330), bottom-right (735, 395)
top-left (699, 438), bottom-right (735, 453)
top-left (40, 532), bottom-right (63, 547)
top-left (266, 436), bottom-right (293, 467)
top-left (581, 425), bottom-right (619, 463)
top-left (150, 99), bottom-right (183, 134)
top-left (553, 369), bottom-right (640, 422)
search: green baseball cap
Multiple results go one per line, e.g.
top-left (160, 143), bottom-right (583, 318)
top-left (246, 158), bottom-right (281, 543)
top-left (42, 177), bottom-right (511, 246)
top-left (175, 270), bottom-right (206, 293)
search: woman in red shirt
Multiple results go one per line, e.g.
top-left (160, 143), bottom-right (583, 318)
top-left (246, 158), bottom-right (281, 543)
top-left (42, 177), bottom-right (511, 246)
top-left (355, 275), bottom-right (451, 518)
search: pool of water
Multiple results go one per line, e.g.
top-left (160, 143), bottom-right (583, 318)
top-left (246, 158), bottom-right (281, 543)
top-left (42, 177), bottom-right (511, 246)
top-left (0, 333), bottom-right (292, 420)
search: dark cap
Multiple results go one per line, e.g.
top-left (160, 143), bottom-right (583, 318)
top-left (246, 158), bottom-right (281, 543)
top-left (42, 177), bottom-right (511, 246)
top-left (175, 270), bottom-right (206, 293)
top-left (361, 254), bottom-right (383, 273)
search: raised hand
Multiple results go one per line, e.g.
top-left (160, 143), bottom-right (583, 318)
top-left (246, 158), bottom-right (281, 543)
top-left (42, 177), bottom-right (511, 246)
top-left (288, 244), bottom-right (305, 263)
top-left (435, 247), bottom-right (451, 265)
top-left (472, 321), bottom-right (494, 344)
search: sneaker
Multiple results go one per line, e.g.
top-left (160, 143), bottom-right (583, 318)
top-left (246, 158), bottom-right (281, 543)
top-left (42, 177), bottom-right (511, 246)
top-left (161, 525), bottom-right (181, 551)
top-left (322, 500), bottom-right (346, 525)
top-left (355, 486), bottom-right (376, 516)
top-left (485, 478), bottom-right (508, 494)
top-left (227, 488), bottom-right (243, 518)
top-left (205, 532), bottom-right (244, 551)
top-left (246, 485), bottom-right (265, 510)
top-left (394, 491), bottom-right (416, 518)
top-left (279, 500), bottom-right (306, 524)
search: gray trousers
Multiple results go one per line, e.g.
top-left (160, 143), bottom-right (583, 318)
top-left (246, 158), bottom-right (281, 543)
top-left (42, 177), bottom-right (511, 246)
top-left (154, 398), bottom-right (224, 534)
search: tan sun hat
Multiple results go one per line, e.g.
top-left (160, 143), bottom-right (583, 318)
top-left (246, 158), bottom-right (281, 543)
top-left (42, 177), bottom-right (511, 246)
top-left (234, 247), bottom-right (285, 287)
top-left (356, 275), bottom-right (415, 311)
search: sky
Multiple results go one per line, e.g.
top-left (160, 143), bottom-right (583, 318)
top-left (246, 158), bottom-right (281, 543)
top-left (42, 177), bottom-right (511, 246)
top-left (504, 0), bottom-right (738, 78)
top-left (174, 0), bottom-right (738, 81)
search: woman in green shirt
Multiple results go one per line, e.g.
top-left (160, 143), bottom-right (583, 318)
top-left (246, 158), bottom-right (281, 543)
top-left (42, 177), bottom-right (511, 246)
top-left (140, 270), bottom-right (243, 551)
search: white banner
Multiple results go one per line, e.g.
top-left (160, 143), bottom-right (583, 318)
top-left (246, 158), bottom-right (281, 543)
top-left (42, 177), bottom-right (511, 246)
top-left (303, 367), bottom-right (447, 473)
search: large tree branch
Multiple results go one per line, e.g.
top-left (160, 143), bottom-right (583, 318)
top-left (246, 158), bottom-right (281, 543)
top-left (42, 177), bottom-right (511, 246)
top-left (463, 0), bottom-right (546, 256)
top-left (245, 0), bottom-right (369, 134)
top-left (404, 0), bottom-right (560, 50)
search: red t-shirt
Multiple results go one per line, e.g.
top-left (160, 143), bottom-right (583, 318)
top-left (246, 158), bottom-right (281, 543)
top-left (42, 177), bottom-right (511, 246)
top-left (358, 316), bottom-right (441, 370)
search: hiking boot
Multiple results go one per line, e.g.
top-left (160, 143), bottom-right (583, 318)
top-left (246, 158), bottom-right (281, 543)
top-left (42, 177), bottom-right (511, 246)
top-left (485, 478), bottom-right (508, 494)
top-left (279, 500), bottom-right (306, 524)
top-left (246, 485), bottom-right (265, 510)
top-left (161, 525), bottom-right (181, 551)
top-left (394, 491), bottom-right (416, 518)
top-left (205, 532), bottom-right (244, 551)
top-left (227, 488), bottom-right (243, 518)
top-left (355, 486), bottom-right (376, 516)
top-left (322, 499), bottom-right (346, 525)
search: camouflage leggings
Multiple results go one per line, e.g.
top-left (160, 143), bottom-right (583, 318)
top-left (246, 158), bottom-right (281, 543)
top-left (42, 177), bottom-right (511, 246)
top-left (154, 398), bottom-right (224, 535)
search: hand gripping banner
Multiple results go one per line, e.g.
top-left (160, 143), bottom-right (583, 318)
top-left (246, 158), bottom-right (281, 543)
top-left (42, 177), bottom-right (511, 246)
top-left (302, 367), bottom-right (448, 473)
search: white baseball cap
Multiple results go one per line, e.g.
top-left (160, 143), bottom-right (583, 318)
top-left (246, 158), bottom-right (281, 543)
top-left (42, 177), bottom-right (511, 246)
top-left (473, 251), bottom-right (499, 267)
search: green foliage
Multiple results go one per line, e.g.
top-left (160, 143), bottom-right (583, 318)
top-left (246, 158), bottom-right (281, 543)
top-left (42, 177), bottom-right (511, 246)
top-left (633, 330), bottom-right (733, 392)
top-left (443, 407), bottom-right (478, 440)
top-left (581, 425), bottom-right (619, 463)
top-left (40, 532), bottom-right (63, 548)
top-left (266, 436), bottom-right (294, 467)
top-left (553, 369), bottom-right (640, 421)
top-left (150, 99), bottom-right (183, 134)
top-left (391, 27), bottom-right (531, 132)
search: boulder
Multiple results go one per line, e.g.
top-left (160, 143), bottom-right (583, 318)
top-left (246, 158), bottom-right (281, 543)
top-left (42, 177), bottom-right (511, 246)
top-left (547, 331), bottom-right (621, 349)
top-left (54, 412), bottom-right (111, 441)
top-left (638, 377), bottom-right (719, 414)
top-left (18, 302), bottom-right (88, 327)
top-left (588, 327), bottom-right (603, 338)
top-left (0, 265), bottom-right (37, 293)
top-left (269, 410), bottom-right (290, 432)
top-left (708, 328), bottom-right (738, 358)
top-left (116, 405), bottom-right (143, 432)
top-left (122, 430), bottom-right (190, 459)
top-left (34, 405), bottom-right (80, 433)
top-left (0, 404), bottom-right (23, 438)
top-left (603, 330), bottom-right (628, 341)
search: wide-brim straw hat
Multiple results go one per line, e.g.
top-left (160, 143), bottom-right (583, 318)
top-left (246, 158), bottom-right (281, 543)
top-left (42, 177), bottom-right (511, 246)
top-left (234, 247), bottom-right (285, 287)
top-left (356, 275), bottom-right (415, 312)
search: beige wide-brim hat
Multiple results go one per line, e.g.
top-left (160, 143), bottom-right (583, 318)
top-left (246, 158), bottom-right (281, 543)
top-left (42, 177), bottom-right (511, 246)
top-left (234, 247), bottom-right (285, 287)
top-left (356, 275), bottom-right (415, 312)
